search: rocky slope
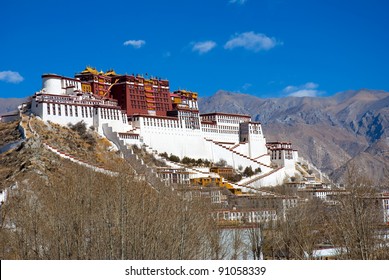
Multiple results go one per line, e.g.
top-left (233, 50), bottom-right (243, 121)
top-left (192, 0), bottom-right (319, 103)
top-left (0, 117), bottom-right (125, 192)
top-left (199, 89), bottom-right (389, 184)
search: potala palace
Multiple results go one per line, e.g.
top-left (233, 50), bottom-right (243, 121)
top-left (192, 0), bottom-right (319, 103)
top-left (29, 67), bottom-right (317, 190)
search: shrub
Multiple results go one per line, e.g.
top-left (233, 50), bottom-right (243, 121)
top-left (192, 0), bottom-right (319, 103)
top-left (159, 152), bottom-right (168, 158)
top-left (169, 154), bottom-right (180, 163)
top-left (83, 132), bottom-right (97, 147)
top-left (69, 121), bottom-right (87, 136)
top-left (243, 166), bottom-right (254, 177)
top-left (226, 173), bottom-right (243, 183)
top-left (181, 156), bottom-right (192, 165)
top-left (215, 159), bottom-right (227, 167)
top-left (254, 167), bottom-right (262, 174)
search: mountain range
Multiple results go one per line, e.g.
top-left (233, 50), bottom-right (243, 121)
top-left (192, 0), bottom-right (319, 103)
top-left (0, 97), bottom-right (28, 115)
top-left (199, 89), bottom-right (389, 185)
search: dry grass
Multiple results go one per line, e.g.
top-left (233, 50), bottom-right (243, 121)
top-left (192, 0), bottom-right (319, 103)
top-left (28, 118), bottom-right (125, 171)
top-left (0, 117), bottom-right (127, 191)
top-left (0, 121), bottom-right (21, 146)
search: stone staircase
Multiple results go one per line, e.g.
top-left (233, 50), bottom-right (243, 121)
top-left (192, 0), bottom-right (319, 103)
top-left (205, 138), bottom-right (271, 168)
top-left (237, 166), bottom-right (284, 187)
top-left (102, 125), bottom-right (168, 191)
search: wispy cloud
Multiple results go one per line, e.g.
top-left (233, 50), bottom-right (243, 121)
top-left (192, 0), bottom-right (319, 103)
top-left (123, 39), bottom-right (146, 48)
top-left (283, 82), bottom-right (324, 97)
top-left (0, 71), bottom-right (24, 84)
top-left (229, 0), bottom-right (247, 5)
top-left (192, 41), bottom-right (217, 54)
top-left (163, 51), bottom-right (171, 58)
top-left (242, 83), bottom-right (252, 91)
top-left (224, 31), bottom-right (281, 52)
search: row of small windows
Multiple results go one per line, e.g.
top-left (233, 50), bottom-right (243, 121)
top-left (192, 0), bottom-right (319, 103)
top-left (181, 116), bottom-right (200, 129)
top-left (202, 128), bottom-right (239, 134)
top-left (178, 111), bottom-right (199, 118)
top-left (143, 118), bottom-right (182, 128)
top-left (102, 108), bottom-right (125, 123)
top-left (128, 84), bottom-right (169, 89)
top-left (132, 104), bottom-right (147, 110)
top-left (202, 124), bottom-right (217, 129)
top-left (62, 79), bottom-right (80, 90)
top-left (271, 150), bottom-right (293, 160)
top-left (155, 104), bottom-right (171, 111)
top-left (218, 130), bottom-right (239, 134)
top-left (129, 100), bottom-right (170, 110)
top-left (201, 115), bottom-right (250, 123)
top-left (47, 103), bottom-right (122, 122)
top-left (202, 128), bottom-right (218, 133)
top-left (214, 211), bottom-right (276, 222)
top-left (218, 119), bottom-right (245, 124)
top-left (218, 125), bottom-right (239, 131)
top-left (47, 103), bottom-right (79, 118)
top-left (249, 129), bottom-right (262, 134)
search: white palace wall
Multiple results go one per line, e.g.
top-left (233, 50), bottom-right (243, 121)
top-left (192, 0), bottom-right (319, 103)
top-left (129, 115), bottom-right (272, 172)
top-left (204, 139), bottom-right (272, 173)
top-left (232, 142), bottom-right (250, 155)
top-left (202, 130), bottom-right (239, 143)
top-left (135, 116), bottom-right (210, 159)
top-left (248, 134), bottom-right (268, 158)
top-left (31, 95), bottom-right (131, 135)
top-left (249, 167), bottom-right (288, 188)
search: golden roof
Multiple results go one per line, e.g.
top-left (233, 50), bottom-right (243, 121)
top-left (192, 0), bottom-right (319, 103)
top-left (81, 66), bottom-right (99, 75)
top-left (105, 69), bottom-right (118, 76)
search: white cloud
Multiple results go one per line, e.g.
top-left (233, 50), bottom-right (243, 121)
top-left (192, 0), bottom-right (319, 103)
top-left (0, 71), bottom-right (24, 83)
top-left (288, 89), bottom-right (319, 97)
top-left (224, 31), bottom-right (281, 52)
top-left (242, 83), bottom-right (252, 91)
top-left (123, 40), bottom-right (146, 48)
top-left (192, 41), bottom-right (217, 54)
top-left (283, 82), bottom-right (324, 97)
top-left (229, 0), bottom-right (247, 5)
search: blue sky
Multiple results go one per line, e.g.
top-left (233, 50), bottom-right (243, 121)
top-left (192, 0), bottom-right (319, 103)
top-left (1, 0), bottom-right (388, 98)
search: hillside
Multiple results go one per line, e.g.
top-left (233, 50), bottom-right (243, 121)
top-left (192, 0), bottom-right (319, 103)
top-left (0, 116), bottom-right (216, 259)
top-left (0, 117), bottom-right (124, 192)
top-left (199, 89), bottom-right (389, 184)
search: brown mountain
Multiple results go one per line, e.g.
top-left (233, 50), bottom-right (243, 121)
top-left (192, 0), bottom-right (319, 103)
top-left (0, 97), bottom-right (28, 115)
top-left (199, 89), bottom-right (389, 184)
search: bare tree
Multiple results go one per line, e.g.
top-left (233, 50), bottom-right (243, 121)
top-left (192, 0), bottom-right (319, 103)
top-left (246, 223), bottom-right (264, 260)
top-left (328, 184), bottom-right (382, 259)
top-left (1, 159), bottom-right (219, 259)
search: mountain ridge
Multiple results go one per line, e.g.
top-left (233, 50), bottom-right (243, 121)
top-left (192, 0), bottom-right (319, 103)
top-left (199, 89), bottom-right (389, 184)
top-left (0, 97), bottom-right (28, 115)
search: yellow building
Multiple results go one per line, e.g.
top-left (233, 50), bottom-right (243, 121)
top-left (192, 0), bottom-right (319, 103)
top-left (191, 176), bottom-right (242, 195)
